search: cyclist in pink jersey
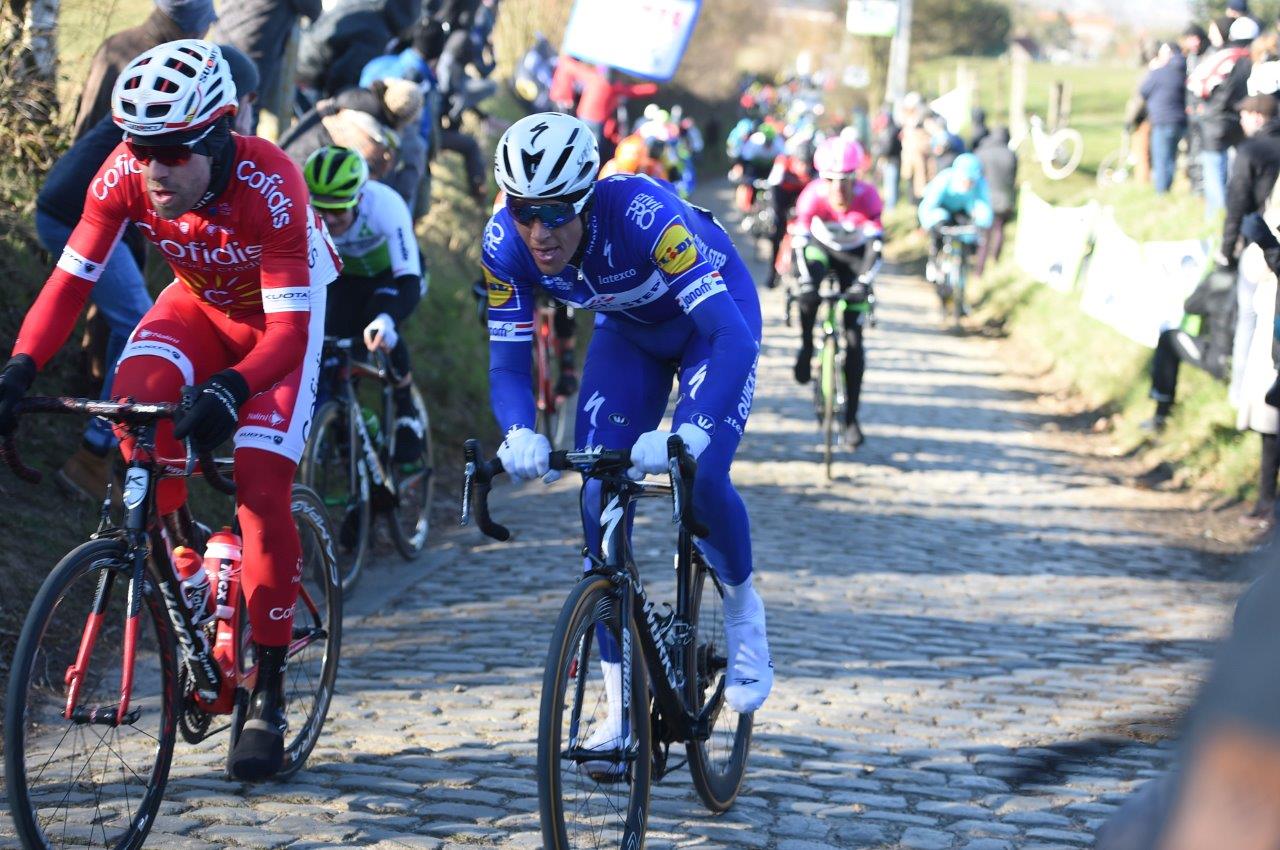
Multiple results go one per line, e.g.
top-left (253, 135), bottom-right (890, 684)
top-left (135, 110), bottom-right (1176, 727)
top-left (0, 40), bottom-right (340, 781)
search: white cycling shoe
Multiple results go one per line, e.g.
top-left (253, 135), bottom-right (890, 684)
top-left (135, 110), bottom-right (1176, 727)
top-left (723, 587), bottom-right (774, 714)
top-left (579, 661), bottom-right (630, 780)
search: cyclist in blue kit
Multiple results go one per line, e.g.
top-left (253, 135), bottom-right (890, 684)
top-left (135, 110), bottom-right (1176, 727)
top-left (482, 113), bottom-right (773, 729)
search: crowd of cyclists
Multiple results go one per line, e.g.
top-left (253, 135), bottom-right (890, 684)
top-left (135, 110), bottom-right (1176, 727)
top-left (0, 2), bottom-right (1035, 843)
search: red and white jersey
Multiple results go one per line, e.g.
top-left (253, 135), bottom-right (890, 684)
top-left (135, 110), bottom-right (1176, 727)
top-left (14, 135), bottom-right (341, 394)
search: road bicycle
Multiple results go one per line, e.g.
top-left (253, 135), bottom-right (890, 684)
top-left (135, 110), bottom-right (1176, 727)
top-left (738, 179), bottom-right (777, 264)
top-left (934, 223), bottom-right (980, 330)
top-left (785, 243), bottom-right (881, 479)
top-left (1097, 130), bottom-right (1134, 188)
top-left (1014, 114), bottom-right (1084, 181)
top-left (461, 438), bottom-right (752, 849)
top-left (2, 396), bottom-right (341, 850)
top-left (300, 336), bottom-right (434, 593)
top-left (532, 294), bottom-right (578, 450)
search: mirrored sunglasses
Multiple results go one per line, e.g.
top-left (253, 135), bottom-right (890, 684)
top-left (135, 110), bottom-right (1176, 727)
top-left (125, 139), bottom-right (194, 167)
top-left (506, 196), bottom-right (583, 229)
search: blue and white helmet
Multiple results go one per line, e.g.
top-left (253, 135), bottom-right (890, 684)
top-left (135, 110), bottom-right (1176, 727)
top-left (494, 112), bottom-right (599, 200)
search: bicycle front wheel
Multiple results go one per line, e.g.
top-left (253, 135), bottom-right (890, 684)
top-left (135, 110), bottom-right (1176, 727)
top-left (5, 538), bottom-right (178, 850)
top-left (276, 484), bottom-right (343, 780)
top-left (389, 383), bottom-right (435, 559)
top-left (685, 550), bottom-right (753, 812)
top-left (299, 400), bottom-right (370, 594)
top-left (538, 575), bottom-right (650, 850)
top-left (820, 334), bottom-right (838, 479)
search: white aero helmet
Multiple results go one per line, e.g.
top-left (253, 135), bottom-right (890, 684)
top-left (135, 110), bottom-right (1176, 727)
top-left (494, 112), bottom-right (599, 200)
top-left (112, 39), bottom-right (237, 138)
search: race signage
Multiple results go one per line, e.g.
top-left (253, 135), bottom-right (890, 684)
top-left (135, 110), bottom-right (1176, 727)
top-left (561, 0), bottom-right (703, 82)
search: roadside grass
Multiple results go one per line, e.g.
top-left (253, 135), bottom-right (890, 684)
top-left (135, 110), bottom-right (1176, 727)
top-left (883, 198), bottom-right (1257, 502)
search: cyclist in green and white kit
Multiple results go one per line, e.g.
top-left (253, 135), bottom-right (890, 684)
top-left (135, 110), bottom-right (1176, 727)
top-left (304, 146), bottom-right (426, 463)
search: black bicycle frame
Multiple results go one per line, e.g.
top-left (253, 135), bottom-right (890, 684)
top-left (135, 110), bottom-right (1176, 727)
top-left (323, 338), bottom-right (400, 500)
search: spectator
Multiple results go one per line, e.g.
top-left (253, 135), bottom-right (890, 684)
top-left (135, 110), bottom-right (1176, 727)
top-left (1183, 24), bottom-right (1211, 193)
top-left (279, 104), bottom-right (395, 181)
top-left (71, 0), bottom-right (216, 140)
top-left (1248, 31), bottom-right (1280, 95)
top-left (969, 106), bottom-right (989, 151)
top-left (897, 93), bottom-right (932, 202)
top-left (513, 33), bottom-right (556, 113)
top-left (296, 0), bottom-right (419, 101)
top-left (1221, 94), bottom-right (1280, 411)
top-left (1143, 266), bottom-right (1237, 432)
top-left (1234, 232), bottom-right (1280, 524)
top-left (870, 102), bottom-right (902, 209)
top-left (1140, 42), bottom-right (1189, 193)
top-left (39, 43), bottom-right (258, 501)
top-left (320, 80), bottom-right (428, 214)
top-left (208, 0), bottom-right (321, 140)
top-left (574, 65), bottom-right (658, 161)
top-left (1189, 16), bottom-right (1257, 214)
top-left (973, 127), bottom-right (1018, 277)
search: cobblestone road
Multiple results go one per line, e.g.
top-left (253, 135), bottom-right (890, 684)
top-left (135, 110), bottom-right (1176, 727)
top-left (3, 192), bottom-right (1247, 849)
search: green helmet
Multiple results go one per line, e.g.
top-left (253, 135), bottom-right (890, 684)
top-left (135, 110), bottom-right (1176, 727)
top-left (304, 145), bottom-right (369, 210)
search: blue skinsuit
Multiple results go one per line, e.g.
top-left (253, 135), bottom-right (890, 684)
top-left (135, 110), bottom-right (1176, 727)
top-left (482, 174), bottom-right (762, 617)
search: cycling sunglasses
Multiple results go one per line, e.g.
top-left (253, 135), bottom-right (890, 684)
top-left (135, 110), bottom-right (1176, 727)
top-left (125, 123), bottom-right (218, 167)
top-left (506, 192), bottom-right (590, 229)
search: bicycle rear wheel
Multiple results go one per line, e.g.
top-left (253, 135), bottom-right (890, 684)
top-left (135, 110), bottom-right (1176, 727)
top-left (5, 538), bottom-right (178, 850)
top-left (277, 484), bottom-right (343, 779)
top-left (538, 575), bottom-right (650, 850)
top-left (685, 550), bottom-right (752, 812)
top-left (299, 400), bottom-right (370, 594)
top-left (389, 383), bottom-right (435, 559)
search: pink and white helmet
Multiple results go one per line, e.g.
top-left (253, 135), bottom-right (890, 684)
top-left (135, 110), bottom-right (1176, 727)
top-left (814, 135), bottom-right (866, 179)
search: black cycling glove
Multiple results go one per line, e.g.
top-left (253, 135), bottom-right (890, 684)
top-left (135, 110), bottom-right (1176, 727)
top-left (174, 370), bottom-right (250, 452)
top-left (0, 354), bottom-right (36, 435)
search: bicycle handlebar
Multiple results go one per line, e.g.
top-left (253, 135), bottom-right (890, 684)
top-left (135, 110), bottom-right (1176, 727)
top-left (2, 397), bottom-right (236, 495)
top-left (460, 436), bottom-right (709, 542)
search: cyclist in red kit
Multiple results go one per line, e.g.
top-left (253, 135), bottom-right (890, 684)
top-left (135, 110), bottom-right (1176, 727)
top-left (0, 40), bottom-right (340, 781)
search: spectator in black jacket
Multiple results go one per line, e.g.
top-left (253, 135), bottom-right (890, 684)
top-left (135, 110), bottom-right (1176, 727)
top-left (1140, 43), bottom-right (1188, 193)
top-left (209, 0), bottom-right (321, 139)
top-left (969, 106), bottom-right (989, 152)
top-left (1190, 16), bottom-right (1258, 214)
top-left (974, 127), bottom-right (1018, 276)
top-left (871, 103), bottom-right (902, 208)
top-left (1222, 94), bottom-right (1280, 408)
top-left (296, 0), bottom-right (419, 100)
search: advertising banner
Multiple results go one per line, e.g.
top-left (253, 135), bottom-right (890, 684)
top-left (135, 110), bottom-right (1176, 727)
top-left (561, 0), bottom-right (702, 82)
top-left (846, 0), bottom-right (899, 37)
top-left (1012, 186), bottom-right (1098, 292)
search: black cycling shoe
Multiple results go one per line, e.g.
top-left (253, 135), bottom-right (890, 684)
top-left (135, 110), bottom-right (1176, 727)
top-left (844, 419), bottom-right (865, 449)
top-left (339, 506), bottom-right (362, 551)
top-left (794, 348), bottom-right (812, 385)
top-left (229, 644), bottom-right (288, 782)
top-left (555, 371), bottom-right (579, 398)
top-left (393, 416), bottom-right (424, 464)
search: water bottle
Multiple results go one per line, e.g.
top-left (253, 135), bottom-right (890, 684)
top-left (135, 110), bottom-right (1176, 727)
top-left (173, 546), bottom-right (214, 626)
top-left (361, 406), bottom-right (382, 446)
top-left (202, 528), bottom-right (243, 623)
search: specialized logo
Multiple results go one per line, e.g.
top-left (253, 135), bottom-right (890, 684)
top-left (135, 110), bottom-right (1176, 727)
top-left (687, 363), bottom-right (708, 400)
top-left (483, 219), bottom-right (505, 255)
top-left (235, 160), bottom-right (296, 228)
top-left (653, 222), bottom-right (697, 275)
top-left (676, 272), bottom-right (726, 313)
top-left (626, 193), bottom-right (663, 230)
top-left (90, 151), bottom-right (143, 201)
top-left (584, 392), bottom-right (605, 429)
top-left (604, 240), bottom-right (615, 268)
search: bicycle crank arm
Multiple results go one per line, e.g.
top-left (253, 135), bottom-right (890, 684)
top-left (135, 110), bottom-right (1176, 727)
top-left (71, 704), bottom-right (142, 727)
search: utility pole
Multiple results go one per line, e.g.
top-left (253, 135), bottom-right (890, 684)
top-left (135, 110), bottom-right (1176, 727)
top-left (885, 0), bottom-right (913, 103)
